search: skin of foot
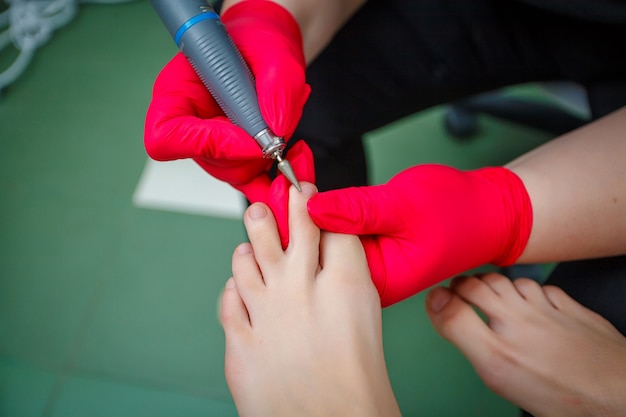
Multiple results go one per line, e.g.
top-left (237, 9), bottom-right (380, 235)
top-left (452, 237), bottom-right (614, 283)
top-left (426, 272), bottom-right (626, 417)
top-left (220, 182), bottom-right (402, 417)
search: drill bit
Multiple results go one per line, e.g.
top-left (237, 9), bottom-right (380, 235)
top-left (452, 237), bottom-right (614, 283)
top-left (275, 154), bottom-right (301, 192)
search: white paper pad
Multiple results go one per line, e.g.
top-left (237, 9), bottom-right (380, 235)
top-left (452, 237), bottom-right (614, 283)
top-left (133, 159), bottom-right (245, 219)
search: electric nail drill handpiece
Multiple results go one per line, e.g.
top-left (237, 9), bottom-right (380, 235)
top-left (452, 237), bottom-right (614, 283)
top-left (150, 0), bottom-right (301, 191)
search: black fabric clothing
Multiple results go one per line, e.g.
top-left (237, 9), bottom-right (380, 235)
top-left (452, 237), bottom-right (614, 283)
top-left (293, 0), bottom-right (626, 190)
top-left (516, 0), bottom-right (626, 23)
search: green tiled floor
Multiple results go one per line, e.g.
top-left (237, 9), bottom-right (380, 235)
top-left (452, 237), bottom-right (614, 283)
top-left (49, 375), bottom-right (237, 417)
top-left (0, 358), bottom-right (58, 417)
top-left (1, 1), bottom-right (553, 416)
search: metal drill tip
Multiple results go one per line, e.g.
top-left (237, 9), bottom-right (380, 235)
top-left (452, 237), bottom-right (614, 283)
top-left (276, 158), bottom-right (302, 192)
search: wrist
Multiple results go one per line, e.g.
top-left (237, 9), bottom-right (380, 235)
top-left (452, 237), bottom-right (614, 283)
top-left (472, 166), bottom-right (533, 266)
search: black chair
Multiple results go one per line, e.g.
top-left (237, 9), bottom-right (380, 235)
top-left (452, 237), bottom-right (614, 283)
top-left (444, 82), bottom-right (591, 139)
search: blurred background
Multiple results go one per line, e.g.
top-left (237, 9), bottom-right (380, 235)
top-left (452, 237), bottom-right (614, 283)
top-left (0, 1), bottom-right (557, 415)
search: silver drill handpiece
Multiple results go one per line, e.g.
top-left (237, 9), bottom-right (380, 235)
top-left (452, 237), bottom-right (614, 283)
top-left (254, 128), bottom-right (301, 192)
top-left (150, 0), bottom-right (301, 191)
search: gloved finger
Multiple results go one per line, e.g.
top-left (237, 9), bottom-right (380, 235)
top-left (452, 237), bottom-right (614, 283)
top-left (193, 154), bottom-right (269, 187)
top-left (359, 236), bottom-right (431, 308)
top-left (306, 184), bottom-right (405, 235)
top-left (268, 175), bottom-right (290, 248)
top-left (223, 3), bottom-right (310, 140)
top-left (255, 50), bottom-right (310, 140)
top-left (235, 175), bottom-right (272, 205)
top-left (145, 53), bottom-right (263, 161)
top-left (258, 74), bottom-right (310, 141)
top-left (358, 236), bottom-right (387, 302)
top-left (151, 53), bottom-right (217, 119)
top-left (193, 156), bottom-right (272, 204)
top-left (146, 115), bottom-right (264, 161)
top-left (286, 140), bottom-right (316, 185)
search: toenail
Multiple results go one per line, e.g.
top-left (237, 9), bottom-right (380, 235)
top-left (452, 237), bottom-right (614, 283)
top-left (225, 277), bottom-right (235, 289)
top-left (428, 289), bottom-right (452, 313)
top-left (248, 204), bottom-right (267, 219)
top-left (300, 182), bottom-right (316, 197)
top-left (237, 243), bottom-right (252, 255)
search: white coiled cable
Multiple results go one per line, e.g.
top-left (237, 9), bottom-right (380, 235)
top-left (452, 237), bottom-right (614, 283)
top-left (0, 0), bottom-right (136, 94)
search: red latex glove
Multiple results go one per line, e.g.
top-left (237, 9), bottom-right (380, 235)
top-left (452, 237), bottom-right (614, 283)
top-left (144, 0), bottom-right (310, 204)
top-left (307, 164), bottom-right (533, 307)
top-left (265, 141), bottom-right (316, 249)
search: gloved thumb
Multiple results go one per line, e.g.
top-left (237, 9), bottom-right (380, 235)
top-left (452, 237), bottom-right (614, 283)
top-left (306, 184), bottom-right (405, 235)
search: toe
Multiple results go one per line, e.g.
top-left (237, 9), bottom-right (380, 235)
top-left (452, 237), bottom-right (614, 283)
top-left (220, 278), bottom-right (251, 335)
top-left (542, 285), bottom-right (610, 326)
top-left (232, 242), bottom-right (265, 302)
top-left (287, 182), bottom-right (320, 263)
top-left (319, 232), bottom-right (368, 278)
top-left (480, 272), bottom-right (520, 298)
top-left (541, 284), bottom-right (574, 311)
top-left (244, 203), bottom-right (283, 270)
top-left (426, 287), bottom-right (496, 367)
top-left (512, 277), bottom-right (553, 308)
top-left (449, 275), bottom-right (508, 318)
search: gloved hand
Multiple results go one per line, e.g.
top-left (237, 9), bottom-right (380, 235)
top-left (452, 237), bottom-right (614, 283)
top-left (144, 0), bottom-right (310, 204)
top-left (306, 164), bottom-right (533, 307)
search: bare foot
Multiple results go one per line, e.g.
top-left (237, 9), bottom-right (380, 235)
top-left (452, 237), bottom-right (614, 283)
top-left (220, 183), bottom-right (401, 417)
top-left (426, 273), bottom-right (626, 417)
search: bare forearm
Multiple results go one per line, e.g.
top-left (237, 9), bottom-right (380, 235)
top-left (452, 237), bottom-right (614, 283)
top-left (508, 106), bottom-right (626, 264)
top-left (221, 0), bottom-right (366, 63)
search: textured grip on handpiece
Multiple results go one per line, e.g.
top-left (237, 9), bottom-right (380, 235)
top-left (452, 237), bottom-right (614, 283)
top-left (150, 0), bottom-right (281, 153)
